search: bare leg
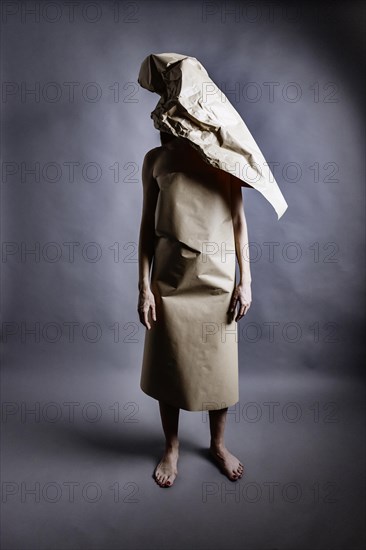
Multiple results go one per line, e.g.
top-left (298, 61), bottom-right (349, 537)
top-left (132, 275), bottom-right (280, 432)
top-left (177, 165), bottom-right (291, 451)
top-left (153, 400), bottom-right (180, 487)
top-left (208, 407), bottom-right (244, 481)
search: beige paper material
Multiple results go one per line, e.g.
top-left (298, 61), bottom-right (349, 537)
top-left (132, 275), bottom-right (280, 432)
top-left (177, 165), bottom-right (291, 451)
top-left (138, 52), bottom-right (288, 220)
top-left (140, 171), bottom-right (239, 411)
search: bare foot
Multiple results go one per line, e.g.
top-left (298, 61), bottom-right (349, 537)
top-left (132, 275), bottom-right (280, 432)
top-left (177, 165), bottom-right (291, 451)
top-left (154, 445), bottom-right (179, 487)
top-left (209, 444), bottom-right (244, 481)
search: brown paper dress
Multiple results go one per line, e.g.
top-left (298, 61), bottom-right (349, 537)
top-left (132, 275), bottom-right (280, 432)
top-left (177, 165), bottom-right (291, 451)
top-left (140, 170), bottom-right (238, 411)
top-left (138, 53), bottom-right (288, 411)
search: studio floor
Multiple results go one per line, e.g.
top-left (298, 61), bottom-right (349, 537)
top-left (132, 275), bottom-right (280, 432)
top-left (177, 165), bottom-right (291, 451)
top-left (1, 350), bottom-right (365, 550)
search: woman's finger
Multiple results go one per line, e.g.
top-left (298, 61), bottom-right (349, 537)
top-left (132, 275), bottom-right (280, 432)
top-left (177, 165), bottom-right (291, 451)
top-left (151, 303), bottom-right (156, 321)
top-left (137, 308), bottom-right (144, 326)
top-left (138, 305), bottom-right (150, 330)
top-left (229, 295), bottom-right (238, 312)
top-left (144, 309), bottom-right (151, 330)
top-left (236, 303), bottom-right (246, 321)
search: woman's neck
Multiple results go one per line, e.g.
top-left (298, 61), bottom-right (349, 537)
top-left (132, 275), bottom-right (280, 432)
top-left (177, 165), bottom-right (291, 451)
top-left (164, 136), bottom-right (190, 149)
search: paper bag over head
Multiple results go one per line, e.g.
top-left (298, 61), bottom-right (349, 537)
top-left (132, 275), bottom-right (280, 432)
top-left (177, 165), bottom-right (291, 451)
top-left (138, 52), bottom-right (288, 220)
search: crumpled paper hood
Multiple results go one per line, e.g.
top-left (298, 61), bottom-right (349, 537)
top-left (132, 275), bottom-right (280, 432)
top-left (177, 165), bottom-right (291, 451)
top-left (138, 52), bottom-right (288, 220)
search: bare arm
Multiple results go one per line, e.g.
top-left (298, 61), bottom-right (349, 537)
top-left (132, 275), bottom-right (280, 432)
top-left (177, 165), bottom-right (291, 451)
top-left (230, 178), bottom-right (252, 285)
top-left (137, 150), bottom-right (160, 329)
top-left (228, 178), bottom-right (252, 321)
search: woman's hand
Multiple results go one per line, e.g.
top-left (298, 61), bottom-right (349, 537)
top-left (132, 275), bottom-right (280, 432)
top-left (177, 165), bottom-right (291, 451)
top-left (137, 286), bottom-right (156, 330)
top-left (229, 282), bottom-right (252, 322)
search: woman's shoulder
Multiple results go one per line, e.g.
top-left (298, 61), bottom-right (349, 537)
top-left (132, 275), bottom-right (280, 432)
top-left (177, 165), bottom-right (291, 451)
top-left (143, 146), bottom-right (164, 167)
top-left (144, 145), bottom-right (170, 179)
top-left (144, 145), bottom-right (165, 157)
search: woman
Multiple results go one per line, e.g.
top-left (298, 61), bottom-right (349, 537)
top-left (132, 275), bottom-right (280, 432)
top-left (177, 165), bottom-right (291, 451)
top-left (137, 129), bottom-right (252, 488)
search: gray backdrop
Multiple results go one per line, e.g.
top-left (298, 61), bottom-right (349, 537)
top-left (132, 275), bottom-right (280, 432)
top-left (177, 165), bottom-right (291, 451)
top-left (1, 1), bottom-right (365, 549)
